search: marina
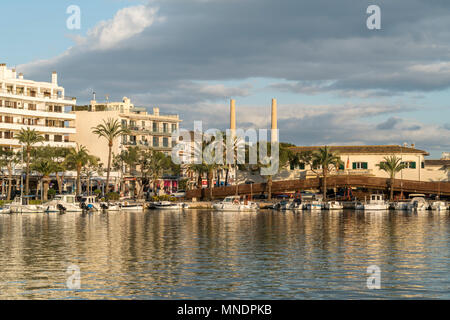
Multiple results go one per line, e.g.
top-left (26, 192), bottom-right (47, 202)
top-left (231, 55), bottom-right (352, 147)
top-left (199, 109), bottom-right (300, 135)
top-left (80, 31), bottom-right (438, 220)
top-left (0, 208), bottom-right (449, 299)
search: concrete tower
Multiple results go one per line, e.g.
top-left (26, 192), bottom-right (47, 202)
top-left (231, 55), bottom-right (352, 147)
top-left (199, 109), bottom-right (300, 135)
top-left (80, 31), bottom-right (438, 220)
top-left (271, 98), bottom-right (278, 142)
top-left (230, 99), bottom-right (236, 131)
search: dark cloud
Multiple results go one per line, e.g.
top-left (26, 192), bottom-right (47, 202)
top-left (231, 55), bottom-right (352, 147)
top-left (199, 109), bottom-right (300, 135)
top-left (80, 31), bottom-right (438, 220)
top-left (376, 117), bottom-right (402, 130)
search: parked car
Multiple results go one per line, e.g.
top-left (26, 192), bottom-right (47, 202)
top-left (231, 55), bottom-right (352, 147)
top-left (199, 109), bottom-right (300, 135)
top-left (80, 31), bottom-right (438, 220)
top-left (171, 190), bottom-right (186, 198)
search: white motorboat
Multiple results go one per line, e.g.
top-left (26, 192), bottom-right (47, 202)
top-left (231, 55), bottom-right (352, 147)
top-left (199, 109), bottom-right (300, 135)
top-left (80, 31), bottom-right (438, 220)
top-left (0, 206), bottom-right (11, 214)
top-left (44, 194), bottom-right (83, 213)
top-left (274, 200), bottom-right (301, 211)
top-left (9, 197), bottom-right (45, 214)
top-left (407, 197), bottom-right (429, 211)
top-left (100, 202), bottom-right (121, 211)
top-left (391, 201), bottom-right (409, 211)
top-left (153, 201), bottom-right (189, 210)
top-left (119, 202), bottom-right (144, 211)
top-left (79, 196), bottom-right (101, 211)
top-left (430, 201), bottom-right (448, 211)
top-left (357, 194), bottom-right (389, 211)
top-left (212, 196), bottom-right (258, 211)
top-left (304, 200), bottom-right (323, 211)
top-left (324, 201), bottom-right (343, 210)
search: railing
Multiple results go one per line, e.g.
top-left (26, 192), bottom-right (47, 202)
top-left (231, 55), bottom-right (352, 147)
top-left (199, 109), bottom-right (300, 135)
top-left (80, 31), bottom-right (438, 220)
top-left (0, 88), bottom-right (76, 101)
top-left (128, 126), bottom-right (172, 135)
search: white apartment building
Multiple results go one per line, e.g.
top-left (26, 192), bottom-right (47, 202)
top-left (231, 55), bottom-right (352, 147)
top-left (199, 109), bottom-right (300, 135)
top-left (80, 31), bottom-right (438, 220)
top-left (73, 97), bottom-right (181, 166)
top-left (0, 63), bottom-right (77, 150)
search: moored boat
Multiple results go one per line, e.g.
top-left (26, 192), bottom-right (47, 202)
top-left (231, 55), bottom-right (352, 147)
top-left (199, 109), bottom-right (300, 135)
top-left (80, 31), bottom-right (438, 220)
top-left (9, 197), bottom-right (45, 214)
top-left (212, 196), bottom-right (258, 211)
top-left (153, 201), bottom-right (189, 210)
top-left (324, 201), bottom-right (343, 210)
top-left (44, 194), bottom-right (83, 213)
top-left (357, 194), bottom-right (389, 211)
top-left (430, 201), bottom-right (447, 211)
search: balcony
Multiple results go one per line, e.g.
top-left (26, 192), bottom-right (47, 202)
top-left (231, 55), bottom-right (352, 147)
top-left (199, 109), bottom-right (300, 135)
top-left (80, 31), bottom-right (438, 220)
top-left (0, 138), bottom-right (76, 148)
top-left (0, 88), bottom-right (76, 105)
top-left (127, 126), bottom-right (173, 136)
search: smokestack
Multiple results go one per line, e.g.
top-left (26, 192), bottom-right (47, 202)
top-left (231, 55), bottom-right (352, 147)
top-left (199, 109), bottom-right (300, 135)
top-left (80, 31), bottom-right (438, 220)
top-left (12, 68), bottom-right (16, 79)
top-left (230, 99), bottom-right (236, 130)
top-left (271, 98), bottom-right (278, 142)
top-left (52, 71), bottom-right (58, 85)
top-left (18, 73), bottom-right (24, 80)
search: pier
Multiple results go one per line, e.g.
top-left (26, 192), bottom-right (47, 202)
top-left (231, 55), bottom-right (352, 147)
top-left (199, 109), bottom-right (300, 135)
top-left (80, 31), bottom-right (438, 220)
top-left (186, 176), bottom-right (450, 200)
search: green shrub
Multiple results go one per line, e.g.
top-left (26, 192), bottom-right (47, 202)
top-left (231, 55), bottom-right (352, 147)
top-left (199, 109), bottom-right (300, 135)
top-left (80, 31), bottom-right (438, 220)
top-left (94, 189), bottom-right (102, 195)
top-left (47, 188), bottom-right (57, 198)
top-left (106, 192), bottom-right (120, 201)
top-left (0, 200), bottom-right (13, 206)
top-left (29, 200), bottom-right (42, 205)
top-left (151, 195), bottom-right (177, 202)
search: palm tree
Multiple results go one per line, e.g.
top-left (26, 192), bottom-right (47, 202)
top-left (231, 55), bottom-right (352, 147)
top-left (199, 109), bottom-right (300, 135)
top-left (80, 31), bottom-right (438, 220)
top-left (311, 146), bottom-right (343, 201)
top-left (377, 155), bottom-right (407, 201)
top-left (92, 118), bottom-right (129, 195)
top-left (31, 158), bottom-right (58, 201)
top-left (15, 128), bottom-right (45, 195)
top-left (65, 145), bottom-right (91, 196)
top-left (81, 156), bottom-right (103, 196)
top-left (0, 148), bottom-right (19, 200)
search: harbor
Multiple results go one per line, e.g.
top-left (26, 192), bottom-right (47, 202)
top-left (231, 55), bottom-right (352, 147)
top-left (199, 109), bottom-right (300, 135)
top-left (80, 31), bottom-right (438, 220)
top-left (1, 208), bottom-right (449, 299)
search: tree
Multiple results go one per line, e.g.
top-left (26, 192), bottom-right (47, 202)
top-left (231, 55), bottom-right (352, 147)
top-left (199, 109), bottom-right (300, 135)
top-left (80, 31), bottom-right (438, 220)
top-left (65, 145), bottom-right (91, 196)
top-left (244, 142), bottom-right (292, 200)
top-left (34, 146), bottom-right (70, 194)
top-left (81, 156), bottom-right (103, 196)
top-left (377, 155), bottom-right (407, 201)
top-left (92, 118), bottom-right (129, 195)
top-left (294, 147), bottom-right (343, 201)
top-left (31, 158), bottom-right (58, 201)
top-left (15, 128), bottom-right (45, 195)
top-left (0, 148), bottom-right (19, 200)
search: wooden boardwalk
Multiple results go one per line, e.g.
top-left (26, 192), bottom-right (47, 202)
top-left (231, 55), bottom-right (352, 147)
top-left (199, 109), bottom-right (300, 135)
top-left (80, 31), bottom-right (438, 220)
top-left (186, 175), bottom-right (450, 199)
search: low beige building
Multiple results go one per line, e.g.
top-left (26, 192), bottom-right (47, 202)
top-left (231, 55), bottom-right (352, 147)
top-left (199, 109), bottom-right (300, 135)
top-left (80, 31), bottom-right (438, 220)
top-left (236, 144), bottom-right (449, 184)
top-left (71, 97), bottom-right (181, 166)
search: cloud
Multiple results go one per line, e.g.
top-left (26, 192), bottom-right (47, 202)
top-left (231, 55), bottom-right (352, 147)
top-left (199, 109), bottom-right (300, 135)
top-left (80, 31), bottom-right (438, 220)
top-left (13, 0), bottom-right (450, 156)
top-left (376, 117), bottom-right (402, 130)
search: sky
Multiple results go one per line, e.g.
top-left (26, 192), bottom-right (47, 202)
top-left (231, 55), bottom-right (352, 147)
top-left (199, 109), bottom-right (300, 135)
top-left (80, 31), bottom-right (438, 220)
top-left (1, 0), bottom-right (450, 158)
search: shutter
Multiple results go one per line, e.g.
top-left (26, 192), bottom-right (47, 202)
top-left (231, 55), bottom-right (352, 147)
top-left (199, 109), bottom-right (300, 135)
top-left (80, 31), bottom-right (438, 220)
top-left (421, 162), bottom-right (425, 169)
top-left (410, 162), bottom-right (416, 169)
top-left (290, 162), bottom-right (295, 170)
top-left (339, 164), bottom-right (344, 170)
top-left (362, 162), bottom-right (368, 169)
top-left (300, 163), bottom-right (305, 170)
top-left (352, 162), bottom-right (357, 170)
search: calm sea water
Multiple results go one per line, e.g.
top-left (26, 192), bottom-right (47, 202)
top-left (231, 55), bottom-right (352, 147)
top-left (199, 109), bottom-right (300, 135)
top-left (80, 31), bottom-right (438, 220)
top-left (0, 209), bottom-right (449, 299)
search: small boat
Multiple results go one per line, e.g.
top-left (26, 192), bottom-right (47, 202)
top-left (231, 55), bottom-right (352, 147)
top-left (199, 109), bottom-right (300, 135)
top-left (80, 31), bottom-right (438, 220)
top-left (391, 201), bottom-right (409, 211)
top-left (153, 201), bottom-right (189, 210)
top-left (357, 194), bottom-right (389, 211)
top-left (324, 201), bottom-right (343, 210)
top-left (79, 196), bottom-right (101, 211)
top-left (304, 200), bottom-right (323, 211)
top-left (212, 196), bottom-right (258, 211)
top-left (407, 197), bottom-right (428, 211)
top-left (430, 201), bottom-right (447, 211)
top-left (0, 206), bottom-right (11, 214)
top-left (9, 197), bottom-right (45, 214)
top-left (44, 194), bottom-right (83, 213)
top-left (100, 202), bottom-right (121, 211)
top-left (119, 202), bottom-right (144, 211)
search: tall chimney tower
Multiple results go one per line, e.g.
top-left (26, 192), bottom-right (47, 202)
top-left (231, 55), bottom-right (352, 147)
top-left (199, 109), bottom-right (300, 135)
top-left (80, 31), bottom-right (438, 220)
top-left (271, 98), bottom-right (278, 142)
top-left (230, 99), bottom-right (236, 131)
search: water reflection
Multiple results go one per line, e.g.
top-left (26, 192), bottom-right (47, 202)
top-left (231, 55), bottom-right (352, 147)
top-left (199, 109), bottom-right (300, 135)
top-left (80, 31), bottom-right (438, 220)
top-left (0, 210), bottom-right (449, 299)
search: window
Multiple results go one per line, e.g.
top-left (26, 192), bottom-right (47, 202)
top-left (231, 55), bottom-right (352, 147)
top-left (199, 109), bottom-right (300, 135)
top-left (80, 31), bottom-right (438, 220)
top-left (153, 122), bottom-right (158, 132)
top-left (402, 161), bottom-right (416, 169)
top-left (153, 136), bottom-right (159, 147)
top-left (54, 135), bottom-right (62, 142)
top-left (163, 123), bottom-right (168, 133)
top-left (290, 162), bottom-right (295, 170)
top-left (4, 132), bottom-right (13, 139)
top-left (339, 164), bottom-right (345, 170)
top-left (352, 162), bottom-right (368, 169)
top-left (45, 134), bottom-right (49, 141)
top-left (172, 124), bottom-right (177, 132)
top-left (421, 162), bottom-right (425, 169)
top-left (121, 119), bottom-right (127, 128)
top-left (163, 137), bottom-right (169, 147)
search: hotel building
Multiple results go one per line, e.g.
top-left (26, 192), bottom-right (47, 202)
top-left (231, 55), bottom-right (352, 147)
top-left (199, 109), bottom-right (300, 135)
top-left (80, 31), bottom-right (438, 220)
top-left (72, 97), bottom-right (181, 168)
top-left (0, 64), bottom-right (77, 150)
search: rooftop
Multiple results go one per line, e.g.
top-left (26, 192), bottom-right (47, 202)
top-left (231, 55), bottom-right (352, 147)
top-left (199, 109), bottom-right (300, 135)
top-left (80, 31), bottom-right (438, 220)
top-left (424, 160), bottom-right (450, 166)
